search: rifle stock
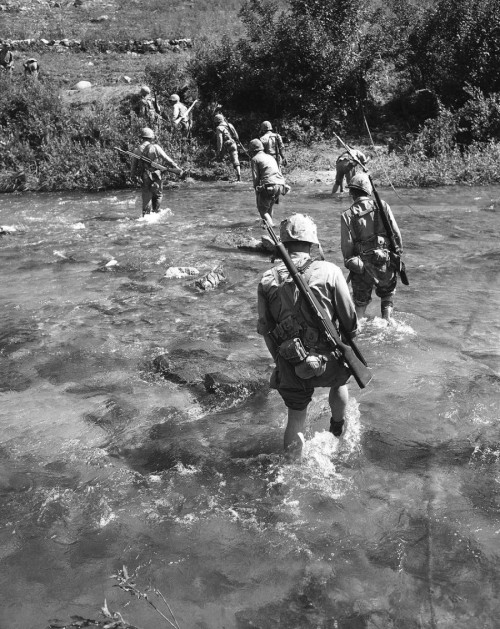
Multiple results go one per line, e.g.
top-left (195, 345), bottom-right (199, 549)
top-left (333, 132), bottom-right (409, 286)
top-left (263, 214), bottom-right (372, 389)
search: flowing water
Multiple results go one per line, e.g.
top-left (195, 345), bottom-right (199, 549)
top-left (0, 182), bottom-right (499, 629)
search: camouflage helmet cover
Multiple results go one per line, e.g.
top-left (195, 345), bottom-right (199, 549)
top-left (348, 173), bottom-right (372, 195)
top-left (214, 113), bottom-right (225, 123)
top-left (249, 139), bottom-right (264, 153)
top-left (260, 120), bottom-right (272, 132)
top-left (141, 127), bottom-right (155, 139)
top-left (280, 214), bottom-right (319, 245)
top-left (140, 85), bottom-right (151, 95)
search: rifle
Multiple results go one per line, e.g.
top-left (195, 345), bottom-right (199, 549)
top-left (173, 99), bottom-right (198, 126)
top-left (333, 132), bottom-right (409, 286)
top-left (114, 147), bottom-right (183, 176)
top-left (152, 92), bottom-right (162, 115)
top-left (262, 213), bottom-right (372, 389)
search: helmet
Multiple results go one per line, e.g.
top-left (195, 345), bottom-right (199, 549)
top-left (140, 85), bottom-right (150, 95)
top-left (280, 214), bottom-right (319, 245)
top-left (348, 173), bottom-right (372, 195)
top-left (249, 139), bottom-right (264, 154)
top-left (169, 93), bottom-right (180, 102)
top-left (260, 120), bottom-right (272, 132)
top-left (141, 127), bottom-right (155, 140)
top-left (214, 113), bottom-right (225, 123)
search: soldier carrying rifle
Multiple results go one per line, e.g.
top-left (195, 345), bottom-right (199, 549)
top-left (257, 213), bottom-right (368, 458)
top-left (341, 173), bottom-right (404, 323)
top-left (129, 127), bottom-right (185, 216)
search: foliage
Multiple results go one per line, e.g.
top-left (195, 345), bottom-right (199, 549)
top-left (189, 0), bottom-right (370, 126)
top-left (406, 0), bottom-right (500, 106)
top-left (46, 565), bottom-right (181, 629)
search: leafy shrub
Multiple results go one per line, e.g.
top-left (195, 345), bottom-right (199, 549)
top-left (189, 0), bottom-right (369, 125)
top-left (406, 0), bottom-right (500, 106)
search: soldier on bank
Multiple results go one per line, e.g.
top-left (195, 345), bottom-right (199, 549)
top-left (259, 121), bottom-right (287, 171)
top-left (130, 127), bottom-right (184, 216)
top-left (332, 147), bottom-right (369, 194)
top-left (168, 93), bottom-right (192, 137)
top-left (0, 41), bottom-right (14, 77)
top-left (138, 86), bottom-right (160, 128)
top-left (214, 113), bottom-right (241, 182)
top-left (340, 172), bottom-right (403, 322)
top-left (249, 139), bottom-right (290, 223)
top-left (257, 213), bottom-right (358, 457)
top-left (23, 58), bottom-right (39, 79)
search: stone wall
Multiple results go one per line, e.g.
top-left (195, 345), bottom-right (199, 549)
top-left (3, 37), bottom-right (193, 54)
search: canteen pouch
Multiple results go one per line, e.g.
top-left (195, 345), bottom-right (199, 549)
top-left (294, 352), bottom-right (328, 379)
top-left (278, 337), bottom-right (308, 365)
top-left (270, 314), bottom-right (301, 344)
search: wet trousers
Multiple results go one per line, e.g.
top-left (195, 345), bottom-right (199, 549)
top-left (141, 178), bottom-right (163, 215)
top-left (350, 263), bottom-right (397, 308)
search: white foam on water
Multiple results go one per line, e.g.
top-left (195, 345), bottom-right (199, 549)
top-left (137, 208), bottom-right (173, 223)
top-left (71, 222), bottom-right (86, 230)
top-left (360, 315), bottom-right (416, 344)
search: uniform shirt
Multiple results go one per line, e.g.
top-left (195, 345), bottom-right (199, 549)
top-left (0, 48), bottom-right (13, 69)
top-left (257, 252), bottom-right (358, 351)
top-left (139, 96), bottom-right (156, 118)
top-left (130, 141), bottom-right (178, 178)
top-left (260, 131), bottom-right (284, 159)
top-left (172, 102), bottom-right (188, 123)
top-left (251, 151), bottom-right (286, 189)
top-left (337, 149), bottom-right (367, 165)
top-left (216, 122), bottom-right (238, 153)
top-left (341, 196), bottom-right (403, 262)
top-left (24, 58), bottom-right (39, 74)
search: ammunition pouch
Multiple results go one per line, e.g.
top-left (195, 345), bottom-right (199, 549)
top-left (294, 351), bottom-right (328, 379)
top-left (270, 314), bottom-right (301, 343)
top-left (370, 248), bottom-right (390, 268)
top-left (278, 337), bottom-right (308, 365)
top-left (345, 256), bottom-right (365, 274)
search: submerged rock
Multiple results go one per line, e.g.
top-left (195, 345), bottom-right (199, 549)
top-left (195, 265), bottom-right (226, 291)
top-left (237, 234), bottom-right (276, 254)
top-left (164, 266), bottom-right (199, 279)
top-left (149, 349), bottom-right (269, 411)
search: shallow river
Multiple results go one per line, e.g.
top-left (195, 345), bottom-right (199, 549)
top-left (0, 181), bottom-right (499, 629)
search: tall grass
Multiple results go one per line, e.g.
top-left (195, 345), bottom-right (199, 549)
top-left (2, 0), bottom-right (247, 42)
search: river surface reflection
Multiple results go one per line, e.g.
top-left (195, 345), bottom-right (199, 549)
top-left (0, 182), bottom-right (499, 628)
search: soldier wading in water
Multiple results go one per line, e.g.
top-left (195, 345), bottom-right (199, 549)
top-left (214, 113), bottom-right (242, 182)
top-left (257, 214), bottom-right (358, 458)
top-left (130, 127), bottom-right (184, 216)
top-left (341, 172), bottom-right (404, 322)
top-left (250, 139), bottom-right (290, 224)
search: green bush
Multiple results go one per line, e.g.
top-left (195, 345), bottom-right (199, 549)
top-left (189, 0), bottom-right (369, 125)
top-left (406, 0), bottom-right (500, 106)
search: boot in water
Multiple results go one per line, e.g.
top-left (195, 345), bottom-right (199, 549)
top-left (329, 418), bottom-right (345, 438)
top-left (382, 305), bottom-right (394, 324)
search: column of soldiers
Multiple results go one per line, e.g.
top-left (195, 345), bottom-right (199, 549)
top-left (1, 39), bottom-right (404, 457)
top-left (131, 91), bottom-right (405, 459)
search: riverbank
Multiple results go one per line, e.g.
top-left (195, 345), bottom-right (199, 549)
top-left (2, 136), bottom-right (500, 194)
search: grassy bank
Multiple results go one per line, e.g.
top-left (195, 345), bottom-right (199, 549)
top-left (1, 0), bottom-right (247, 43)
top-left (2, 0), bottom-right (500, 193)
